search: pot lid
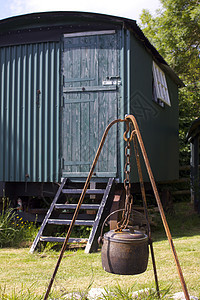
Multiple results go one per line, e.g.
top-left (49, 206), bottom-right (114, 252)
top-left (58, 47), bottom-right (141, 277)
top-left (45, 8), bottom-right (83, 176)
top-left (103, 229), bottom-right (148, 243)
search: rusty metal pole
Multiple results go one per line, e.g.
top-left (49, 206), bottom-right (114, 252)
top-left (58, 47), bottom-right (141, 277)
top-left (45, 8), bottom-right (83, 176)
top-left (132, 133), bottom-right (160, 298)
top-left (125, 115), bottom-right (190, 300)
top-left (44, 115), bottom-right (190, 300)
top-left (43, 118), bottom-right (124, 300)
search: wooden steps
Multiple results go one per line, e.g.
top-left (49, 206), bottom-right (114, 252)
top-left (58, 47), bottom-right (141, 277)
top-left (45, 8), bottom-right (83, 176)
top-left (30, 177), bottom-right (115, 253)
top-left (47, 219), bottom-right (94, 226)
top-left (40, 236), bottom-right (87, 243)
top-left (54, 204), bottom-right (100, 210)
top-left (62, 189), bottom-right (105, 195)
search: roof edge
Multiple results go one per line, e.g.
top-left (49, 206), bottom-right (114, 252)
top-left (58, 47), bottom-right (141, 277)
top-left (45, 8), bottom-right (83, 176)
top-left (0, 11), bottom-right (184, 87)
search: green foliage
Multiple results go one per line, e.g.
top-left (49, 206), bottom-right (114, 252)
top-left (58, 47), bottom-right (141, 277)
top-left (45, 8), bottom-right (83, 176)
top-left (0, 283), bottom-right (171, 300)
top-left (72, 225), bottom-right (92, 238)
top-left (0, 198), bottom-right (38, 247)
top-left (0, 283), bottom-right (67, 300)
top-left (140, 0), bottom-right (200, 80)
top-left (0, 199), bottom-right (17, 247)
top-left (139, 0), bottom-right (200, 165)
top-left (179, 87), bottom-right (200, 165)
top-left (102, 284), bottom-right (165, 299)
top-left (0, 284), bottom-right (44, 300)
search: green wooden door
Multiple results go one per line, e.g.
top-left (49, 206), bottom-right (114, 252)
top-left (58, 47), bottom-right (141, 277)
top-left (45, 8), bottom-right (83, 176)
top-left (62, 30), bottom-right (121, 178)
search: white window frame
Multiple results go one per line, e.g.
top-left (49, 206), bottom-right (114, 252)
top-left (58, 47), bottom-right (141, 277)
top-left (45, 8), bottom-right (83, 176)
top-left (153, 61), bottom-right (171, 107)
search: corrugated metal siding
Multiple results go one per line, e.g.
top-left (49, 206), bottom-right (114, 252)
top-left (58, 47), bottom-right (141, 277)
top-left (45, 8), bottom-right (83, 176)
top-left (0, 42), bottom-right (61, 182)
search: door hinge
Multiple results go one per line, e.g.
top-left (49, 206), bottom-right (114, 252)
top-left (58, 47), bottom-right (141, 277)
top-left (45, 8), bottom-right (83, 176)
top-left (60, 158), bottom-right (64, 169)
top-left (61, 96), bottom-right (64, 107)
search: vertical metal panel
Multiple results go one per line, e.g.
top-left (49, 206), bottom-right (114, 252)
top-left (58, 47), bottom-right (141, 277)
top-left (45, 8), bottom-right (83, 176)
top-left (130, 33), bottom-right (179, 182)
top-left (0, 42), bottom-right (61, 182)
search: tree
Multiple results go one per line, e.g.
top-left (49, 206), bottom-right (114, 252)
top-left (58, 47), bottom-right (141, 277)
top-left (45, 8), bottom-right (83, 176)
top-left (140, 0), bottom-right (200, 165)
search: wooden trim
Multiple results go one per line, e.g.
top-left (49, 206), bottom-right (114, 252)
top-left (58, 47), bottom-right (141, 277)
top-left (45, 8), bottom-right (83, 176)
top-left (62, 172), bottom-right (117, 177)
top-left (64, 30), bottom-right (116, 38)
top-left (63, 85), bottom-right (117, 93)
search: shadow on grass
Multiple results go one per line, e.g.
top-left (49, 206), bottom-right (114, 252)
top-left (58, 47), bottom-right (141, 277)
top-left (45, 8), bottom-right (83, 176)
top-left (150, 201), bottom-right (200, 242)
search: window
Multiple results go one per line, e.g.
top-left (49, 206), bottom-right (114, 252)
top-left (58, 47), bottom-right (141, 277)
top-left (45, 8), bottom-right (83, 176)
top-left (152, 61), bottom-right (171, 107)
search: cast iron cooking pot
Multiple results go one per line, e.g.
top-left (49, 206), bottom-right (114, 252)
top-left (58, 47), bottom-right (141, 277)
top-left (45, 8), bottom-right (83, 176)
top-left (101, 229), bottom-right (149, 275)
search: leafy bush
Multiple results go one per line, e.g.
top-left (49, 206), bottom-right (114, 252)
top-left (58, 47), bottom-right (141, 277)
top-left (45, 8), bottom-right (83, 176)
top-left (0, 198), bottom-right (38, 247)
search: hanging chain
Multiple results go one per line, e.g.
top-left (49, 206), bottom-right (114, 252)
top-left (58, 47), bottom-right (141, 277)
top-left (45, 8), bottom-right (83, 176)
top-left (116, 121), bottom-right (135, 231)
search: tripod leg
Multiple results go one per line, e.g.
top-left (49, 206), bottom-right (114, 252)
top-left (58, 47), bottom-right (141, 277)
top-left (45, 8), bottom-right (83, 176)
top-left (149, 240), bottom-right (160, 298)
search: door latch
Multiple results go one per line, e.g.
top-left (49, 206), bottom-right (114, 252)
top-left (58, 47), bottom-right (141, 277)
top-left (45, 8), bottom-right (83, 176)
top-left (102, 76), bottom-right (121, 86)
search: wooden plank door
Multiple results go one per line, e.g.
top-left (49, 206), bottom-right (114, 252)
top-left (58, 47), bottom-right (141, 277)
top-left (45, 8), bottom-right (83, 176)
top-left (62, 30), bottom-right (121, 178)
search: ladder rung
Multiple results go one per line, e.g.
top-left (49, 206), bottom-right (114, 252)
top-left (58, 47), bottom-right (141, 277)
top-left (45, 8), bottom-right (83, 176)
top-left (54, 204), bottom-right (100, 210)
top-left (40, 236), bottom-right (88, 243)
top-left (30, 177), bottom-right (115, 254)
top-left (47, 219), bottom-right (94, 226)
top-left (62, 189), bottom-right (105, 195)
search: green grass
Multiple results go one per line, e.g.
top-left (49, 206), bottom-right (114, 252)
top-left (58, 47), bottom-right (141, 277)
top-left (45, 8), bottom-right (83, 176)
top-left (0, 202), bottom-right (199, 299)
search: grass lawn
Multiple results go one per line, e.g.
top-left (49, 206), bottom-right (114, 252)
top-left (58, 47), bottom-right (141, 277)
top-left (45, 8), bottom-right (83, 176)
top-left (0, 202), bottom-right (199, 299)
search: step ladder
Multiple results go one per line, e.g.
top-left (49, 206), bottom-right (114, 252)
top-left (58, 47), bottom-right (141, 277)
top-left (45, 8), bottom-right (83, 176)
top-left (30, 177), bottom-right (115, 254)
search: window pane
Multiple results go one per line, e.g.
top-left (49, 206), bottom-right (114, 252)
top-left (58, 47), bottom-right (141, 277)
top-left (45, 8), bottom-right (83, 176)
top-left (153, 61), bottom-right (171, 106)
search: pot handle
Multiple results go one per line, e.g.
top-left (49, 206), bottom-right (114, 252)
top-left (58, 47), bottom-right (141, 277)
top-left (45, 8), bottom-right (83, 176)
top-left (98, 208), bottom-right (125, 245)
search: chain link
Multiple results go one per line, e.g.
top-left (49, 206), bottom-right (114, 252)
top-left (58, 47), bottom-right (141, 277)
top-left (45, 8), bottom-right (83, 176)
top-left (116, 122), bottom-right (135, 231)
